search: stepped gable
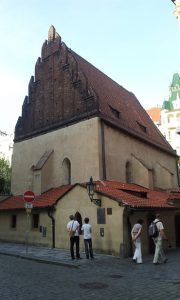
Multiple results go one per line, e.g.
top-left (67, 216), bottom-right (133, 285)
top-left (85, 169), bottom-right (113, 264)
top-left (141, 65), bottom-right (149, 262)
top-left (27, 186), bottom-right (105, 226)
top-left (14, 26), bottom-right (175, 155)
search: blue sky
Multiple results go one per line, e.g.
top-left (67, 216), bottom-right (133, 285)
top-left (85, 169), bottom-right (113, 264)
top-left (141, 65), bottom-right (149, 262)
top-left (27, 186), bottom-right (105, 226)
top-left (0, 0), bottom-right (180, 133)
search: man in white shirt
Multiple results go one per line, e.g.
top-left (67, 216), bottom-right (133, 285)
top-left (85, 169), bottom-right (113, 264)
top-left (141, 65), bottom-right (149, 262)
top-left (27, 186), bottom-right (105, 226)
top-left (81, 217), bottom-right (94, 259)
top-left (153, 213), bottom-right (168, 265)
top-left (67, 215), bottom-right (81, 260)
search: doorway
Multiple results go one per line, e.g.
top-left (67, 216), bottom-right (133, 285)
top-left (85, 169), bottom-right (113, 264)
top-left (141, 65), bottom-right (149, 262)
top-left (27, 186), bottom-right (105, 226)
top-left (175, 214), bottom-right (180, 247)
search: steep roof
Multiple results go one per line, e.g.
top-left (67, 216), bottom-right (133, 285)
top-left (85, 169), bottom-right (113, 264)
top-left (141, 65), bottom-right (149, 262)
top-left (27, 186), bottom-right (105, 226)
top-left (71, 51), bottom-right (174, 155)
top-left (0, 181), bottom-right (178, 211)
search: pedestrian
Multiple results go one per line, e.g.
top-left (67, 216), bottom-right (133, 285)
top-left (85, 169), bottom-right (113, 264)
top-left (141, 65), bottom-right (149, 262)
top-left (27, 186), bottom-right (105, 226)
top-left (152, 213), bottom-right (168, 265)
top-left (81, 217), bottom-right (94, 259)
top-left (131, 219), bottom-right (144, 264)
top-left (67, 215), bottom-right (82, 260)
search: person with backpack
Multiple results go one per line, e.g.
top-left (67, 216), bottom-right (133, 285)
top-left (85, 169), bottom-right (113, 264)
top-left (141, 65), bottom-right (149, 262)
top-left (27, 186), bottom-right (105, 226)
top-left (131, 219), bottom-right (144, 264)
top-left (151, 213), bottom-right (168, 265)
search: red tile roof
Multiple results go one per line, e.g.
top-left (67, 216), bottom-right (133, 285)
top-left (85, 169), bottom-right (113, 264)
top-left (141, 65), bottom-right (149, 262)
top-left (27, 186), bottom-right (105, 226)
top-left (90, 180), bottom-right (177, 209)
top-left (146, 107), bottom-right (161, 123)
top-left (0, 185), bottom-right (73, 211)
top-left (0, 181), bottom-right (178, 211)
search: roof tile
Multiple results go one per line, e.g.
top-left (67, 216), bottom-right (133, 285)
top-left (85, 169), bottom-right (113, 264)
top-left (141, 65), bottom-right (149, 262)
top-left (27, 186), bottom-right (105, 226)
top-left (0, 181), bottom-right (178, 211)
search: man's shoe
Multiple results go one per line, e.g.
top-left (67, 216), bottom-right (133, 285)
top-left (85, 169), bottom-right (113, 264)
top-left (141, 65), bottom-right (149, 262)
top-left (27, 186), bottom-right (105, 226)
top-left (71, 257), bottom-right (75, 260)
top-left (164, 258), bottom-right (168, 263)
top-left (133, 259), bottom-right (136, 263)
top-left (76, 257), bottom-right (82, 259)
top-left (153, 262), bottom-right (160, 265)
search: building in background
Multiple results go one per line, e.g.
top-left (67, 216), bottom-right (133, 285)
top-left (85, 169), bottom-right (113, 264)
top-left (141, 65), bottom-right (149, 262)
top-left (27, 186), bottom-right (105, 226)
top-left (161, 73), bottom-right (180, 155)
top-left (146, 73), bottom-right (180, 156)
top-left (0, 131), bottom-right (13, 164)
top-left (146, 107), bottom-right (161, 127)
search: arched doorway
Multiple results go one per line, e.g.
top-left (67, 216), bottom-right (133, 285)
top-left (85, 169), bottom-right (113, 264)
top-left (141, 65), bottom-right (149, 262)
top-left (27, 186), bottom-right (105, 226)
top-left (75, 211), bottom-right (82, 235)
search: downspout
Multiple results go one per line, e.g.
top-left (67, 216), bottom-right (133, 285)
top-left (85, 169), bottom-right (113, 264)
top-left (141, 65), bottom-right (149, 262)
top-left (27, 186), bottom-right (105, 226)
top-left (47, 206), bottom-right (55, 249)
top-left (100, 120), bottom-right (107, 180)
top-left (176, 157), bottom-right (180, 187)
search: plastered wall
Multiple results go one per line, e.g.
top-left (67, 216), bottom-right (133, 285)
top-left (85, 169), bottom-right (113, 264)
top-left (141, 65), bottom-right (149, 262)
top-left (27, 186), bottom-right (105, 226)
top-left (103, 124), bottom-right (178, 189)
top-left (11, 118), bottom-right (101, 195)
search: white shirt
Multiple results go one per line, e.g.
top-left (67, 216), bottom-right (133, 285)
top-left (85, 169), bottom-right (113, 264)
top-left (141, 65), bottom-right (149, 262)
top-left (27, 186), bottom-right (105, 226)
top-left (153, 218), bottom-right (164, 239)
top-left (131, 223), bottom-right (142, 242)
top-left (67, 220), bottom-right (79, 236)
top-left (81, 223), bottom-right (92, 239)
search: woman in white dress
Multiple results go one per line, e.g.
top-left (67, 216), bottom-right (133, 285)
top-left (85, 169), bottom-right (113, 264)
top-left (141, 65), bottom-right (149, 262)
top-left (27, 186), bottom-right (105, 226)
top-left (131, 219), bottom-right (144, 264)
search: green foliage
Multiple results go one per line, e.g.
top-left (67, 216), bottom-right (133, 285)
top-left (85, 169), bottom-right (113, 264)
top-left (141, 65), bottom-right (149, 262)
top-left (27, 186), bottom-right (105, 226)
top-left (0, 157), bottom-right (11, 194)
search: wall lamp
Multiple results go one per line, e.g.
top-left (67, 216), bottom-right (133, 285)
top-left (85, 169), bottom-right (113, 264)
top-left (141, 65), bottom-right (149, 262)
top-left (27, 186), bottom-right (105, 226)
top-left (86, 176), bottom-right (101, 207)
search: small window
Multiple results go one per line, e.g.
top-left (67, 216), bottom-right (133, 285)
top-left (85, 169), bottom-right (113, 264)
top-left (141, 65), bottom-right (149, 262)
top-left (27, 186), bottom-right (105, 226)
top-left (109, 105), bottom-right (121, 119)
top-left (11, 215), bottom-right (16, 229)
top-left (32, 214), bottom-right (39, 229)
top-left (137, 121), bottom-right (147, 133)
top-left (107, 208), bottom-right (112, 215)
top-left (97, 208), bottom-right (106, 224)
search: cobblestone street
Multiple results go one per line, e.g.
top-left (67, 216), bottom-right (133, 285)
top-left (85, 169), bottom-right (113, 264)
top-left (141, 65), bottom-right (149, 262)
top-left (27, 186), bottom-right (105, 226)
top-left (0, 243), bottom-right (180, 299)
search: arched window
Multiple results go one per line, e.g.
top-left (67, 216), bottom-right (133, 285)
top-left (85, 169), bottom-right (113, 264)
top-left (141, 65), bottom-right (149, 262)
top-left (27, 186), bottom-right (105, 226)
top-left (62, 158), bottom-right (71, 185)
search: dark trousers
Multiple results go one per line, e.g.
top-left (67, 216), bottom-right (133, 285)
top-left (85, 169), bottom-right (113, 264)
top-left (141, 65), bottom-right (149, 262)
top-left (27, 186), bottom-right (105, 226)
top-left (70, 236), bottom-right (80, 259)
top-left (84, 239), bottom-right (93, 258)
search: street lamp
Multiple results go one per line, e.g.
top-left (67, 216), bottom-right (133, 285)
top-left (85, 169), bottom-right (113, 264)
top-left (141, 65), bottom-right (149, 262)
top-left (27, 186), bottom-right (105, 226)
top-left (86, 176), bottom-right (101, 206)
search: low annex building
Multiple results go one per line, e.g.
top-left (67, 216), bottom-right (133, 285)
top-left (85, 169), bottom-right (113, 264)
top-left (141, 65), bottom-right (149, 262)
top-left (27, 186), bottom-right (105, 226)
top-left (0, 181), bottom-right (179, 256)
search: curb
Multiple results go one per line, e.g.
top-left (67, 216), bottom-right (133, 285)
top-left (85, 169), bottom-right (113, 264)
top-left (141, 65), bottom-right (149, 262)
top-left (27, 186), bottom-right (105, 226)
top-left (0, 251), bottom-right (79, 269)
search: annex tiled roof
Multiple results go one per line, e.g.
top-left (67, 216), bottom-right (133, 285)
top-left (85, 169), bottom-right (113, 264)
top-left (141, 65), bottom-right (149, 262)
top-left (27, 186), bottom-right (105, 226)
top-left (0, 181), bottom-right (178, 211)
top-left (92, 180), bottom-right (177, 209)
top-left (0, 185), bottom-right (73, 211)
top-left (72, 51), bottom-right (175, 155)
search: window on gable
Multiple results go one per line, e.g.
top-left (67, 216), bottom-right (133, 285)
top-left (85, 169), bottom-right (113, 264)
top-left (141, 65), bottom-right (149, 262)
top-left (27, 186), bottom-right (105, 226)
top-left (62, 157), bottom-right (71, 185)
top-left (109, 105), bottom-right (121, 119)
top-left (137, 121), bottom-right (147, 133)
top-left (32, 214), bottom-right (39, 229)
top-left (11, 215), bottom-right (17, 229)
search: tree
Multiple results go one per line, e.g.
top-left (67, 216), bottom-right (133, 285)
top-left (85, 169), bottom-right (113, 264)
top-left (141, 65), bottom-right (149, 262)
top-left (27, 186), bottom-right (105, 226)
top-left (0, 157), bottom-right (11, 194)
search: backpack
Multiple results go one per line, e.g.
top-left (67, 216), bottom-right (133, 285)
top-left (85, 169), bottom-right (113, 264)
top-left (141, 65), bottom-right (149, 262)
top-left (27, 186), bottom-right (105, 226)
top-left (148, 221), bottom-right (159, 238)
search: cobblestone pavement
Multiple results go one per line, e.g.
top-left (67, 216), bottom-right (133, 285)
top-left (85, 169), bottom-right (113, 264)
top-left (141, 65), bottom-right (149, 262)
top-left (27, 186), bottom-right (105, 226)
top-left (0, 242), bottom-right (180, 299)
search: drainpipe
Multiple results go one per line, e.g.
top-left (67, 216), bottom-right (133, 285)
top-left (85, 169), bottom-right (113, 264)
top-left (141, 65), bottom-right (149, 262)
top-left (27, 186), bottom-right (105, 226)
top-left (101, 120), bottom-right (107, 180)
top-left (176, 157), bottom-right (180, 187)
top-left (47, 206), bottom-right (55, 248)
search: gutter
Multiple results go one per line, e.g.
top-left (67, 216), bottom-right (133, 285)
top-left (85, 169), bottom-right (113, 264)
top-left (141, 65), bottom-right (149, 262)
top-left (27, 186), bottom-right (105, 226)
top-left (47, 206), bottom-right (55, 248)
